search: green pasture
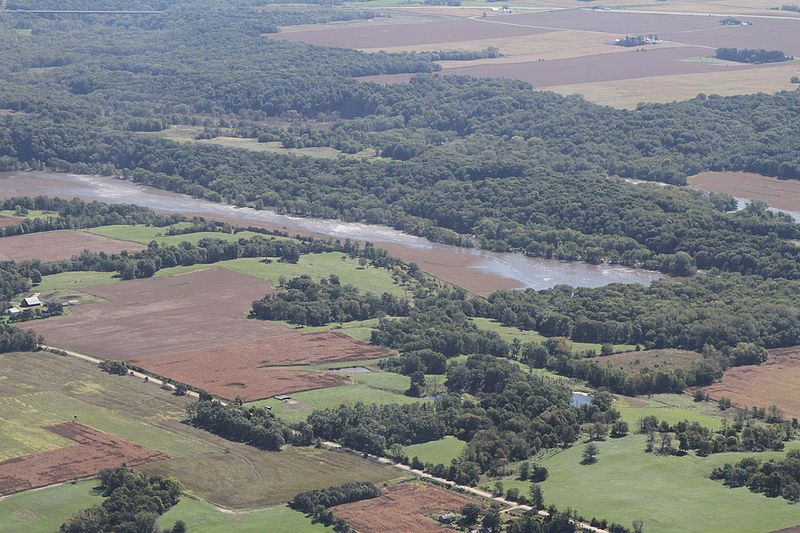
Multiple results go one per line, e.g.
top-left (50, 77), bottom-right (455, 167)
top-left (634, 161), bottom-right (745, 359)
top-left (402, 436), bottom-right (467, 466)
top-left (0, 480), bottom-right (102, 533)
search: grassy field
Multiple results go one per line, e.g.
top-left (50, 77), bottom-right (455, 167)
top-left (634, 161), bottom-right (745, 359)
top-left (471, 317), bottom-right (635, 354)
top-left (155, 252), bottom-right (405, 296)
top-left (0, 480), bottom-right (103, 533)
top-left (143, 126), bottom-right (375, 159)
top-left (277, 317), bottom-right (386, 343)
top-left (480, 397), bottom-right (800, 532)
top-left (157, 499), bottom-right (331, 532)
top-left (0, 352), bottom-right (398, 509)
top-left (85, 224), bottom-right (266, 246)
top-left (249, 379), bottom-right (427, 424)
top-left (402, 436), bottom-right (466, 465)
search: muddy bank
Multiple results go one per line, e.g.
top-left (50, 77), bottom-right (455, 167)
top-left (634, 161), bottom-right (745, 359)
top-left (0, 171), bottom-right (664, 293)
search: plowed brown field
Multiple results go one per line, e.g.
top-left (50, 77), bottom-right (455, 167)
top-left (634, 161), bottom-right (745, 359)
top-left (27, 268), bottom-right (391, 400)
top-left (0, 230), bottom-right (146, 261)
top-left (331, 483), bottom-right (476, 533)
top-left (705, 347), bottom-right (800, 419)
top-left (0, 422), bottom-right (166, 496)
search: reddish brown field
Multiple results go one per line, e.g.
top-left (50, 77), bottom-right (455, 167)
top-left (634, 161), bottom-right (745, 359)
top-left (705, 347), bottom-right (800, 419)
top-left (267, 18), bottom-right (553, 49)
top-left (597, 349), bottom-right (702, 373)
top-left (27, 268), bottom-right (391, 400)
top-left (0, 215), bottom-right (22, 228)
top-left (0, 422), bottom-right (166, 496)
top-left (331, 483), bottom-right (476, 533)
top-left (0, 230), bottom-right (146, 262)
top-left (689, 171), bottom-right (800, 213)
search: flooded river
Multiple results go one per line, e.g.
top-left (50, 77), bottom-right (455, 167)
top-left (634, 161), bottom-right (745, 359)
top-left (0, 171), bottom-right (664, 293)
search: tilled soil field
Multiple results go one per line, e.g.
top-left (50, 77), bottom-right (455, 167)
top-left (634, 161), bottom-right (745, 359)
top-left (0, 422), bottom-right (166, 496)
top-left (27, 268), bottom-right (390, 400)
top-left (0, 230), bottom-right (146, 262)
top-left (331, 483), bottom-right (476, 533)
top-left (704, 346), bottom-right (800, 420)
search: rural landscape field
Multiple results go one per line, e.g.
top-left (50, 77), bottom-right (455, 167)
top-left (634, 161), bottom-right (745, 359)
top-left (1, 0), bottom-right (800, 532)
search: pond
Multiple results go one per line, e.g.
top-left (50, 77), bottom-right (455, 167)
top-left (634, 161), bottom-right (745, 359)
top-left (571, 391), bottom-right (593, 408)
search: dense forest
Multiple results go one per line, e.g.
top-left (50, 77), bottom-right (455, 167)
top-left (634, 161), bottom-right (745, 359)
top-left (1, 0), bottom-right (800, 279)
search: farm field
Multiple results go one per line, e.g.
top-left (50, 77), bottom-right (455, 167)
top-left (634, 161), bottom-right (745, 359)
top-left (481, 397), bottom-right (800, 532)
top-left (0, 480), bottom-right (103, 533)
top-left (688, 171), bottom-right (800, 213)
top-left (595, 348), bottom-right (703, 373)
top-left (470, 317), bottom-right (636, 353)
top-left (704, 346), bottom-right (800, 419)
top-left (331, 482), bottom-right (476, 533)
top-left (143, 126), bottom-right (375, 159)
top-left (0, 215), bottom-right (23, 227)
top-left (26, 268), bottom-right (391, 401)
top-left (0, 229), bottom-right (146, 262)
top-left (157, 499), bottom-right (331, 533)
top-left (402, 436), bottom-right (466, 465)
top-left (0, 351), bottom-right (399, 509)
top-left (0, 422), bottom-right (166, 496)
top-left (85, 223), bottom-right (267, 245)
top-left (275, 7), bottom-right (800, 105)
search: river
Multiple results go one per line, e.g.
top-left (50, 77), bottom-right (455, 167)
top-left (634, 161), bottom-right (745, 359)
top-left (0, 171), bottom-right (664, 293)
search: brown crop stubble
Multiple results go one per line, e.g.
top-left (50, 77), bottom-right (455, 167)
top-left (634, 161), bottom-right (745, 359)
top-left (331, 483), bottom-right (477, 533)
top-left (0, 230), bottom-right (147, 262)
top-left (0, 422), bottom-right (166, 496)
top-left (26, 268), bottom-right (391, 401)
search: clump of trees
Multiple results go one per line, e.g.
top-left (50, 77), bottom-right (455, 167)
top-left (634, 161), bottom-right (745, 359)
top-left (710, 450), bottom-right (800, 502)
top-left (289, 481), bottom-right (381, 531)
top-left (59, 468), bottom-right (183, 533)
top-left (250, 274), bottom-right (409, 326)
top-left (185, 399), bottom-right (309, 451)
top-left (614, 34), bottom-right (660, 47)
top-left (715, 47), bottom-right (792, 63)
top-left (0, 323), bottom-right (41, 353)
top-left (99, 360), bottom-right (128, 376)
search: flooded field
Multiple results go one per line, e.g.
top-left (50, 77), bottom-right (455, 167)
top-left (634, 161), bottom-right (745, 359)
top-left (0, 171), bottom-right (664, 293)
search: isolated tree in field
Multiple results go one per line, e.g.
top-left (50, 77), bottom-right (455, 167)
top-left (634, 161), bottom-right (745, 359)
top-left (518, 461), bottom-right (530, 480)
top-left (460, 503), bottom-right (481, 526)
top-left (611, 420), bottom-right (629, 438)
top-left (530, 484), bottom-right (545, 509)
top-left (582, 442), bottom-right (599, 464)
top-left (529, 463), bottom-right (548, 482)
top-left (633, 519), bottom-right (644, 533)
top-left (600, 343), bottom-right (614, 356)
top-left (171, 521), bottom-right (187, 533)
top-left (589, 422), bottom-right (608, 441)
top-left (719, 396), bottom-right (731, 410)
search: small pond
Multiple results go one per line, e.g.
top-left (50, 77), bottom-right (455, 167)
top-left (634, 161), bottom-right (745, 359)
top-left (571, 391), bottom-right (593, 407)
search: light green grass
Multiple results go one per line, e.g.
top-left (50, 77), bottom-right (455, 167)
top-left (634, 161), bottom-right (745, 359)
top-left (0, 390), bottom-right (207, 459)
top-left (616, 396), bottom-right (725, 431)
top-left (402, 436), bottom-right (466, 465)
top-left (157, 499), bottom-right (331, 533)
top-left (32, 271), bottom-right (119, 297)
top-left (277, 317), bottom-right (386, 343)
top-left (249, 383), bottom-right (427, 424)
top-left (144, 126), bottom-right (374, 160)
top-left (155, 253), bottom-right (405, 296)
top-left (470, 317), bottom-right (635, 354)
top-left (349, 370), bottom-right (411, 392)
top-left (0, 209), bottom-right (55, 219)
top-left (0, 417), bottom-right (74, 461)
top-left (0, 480), bottom-right (102, 533)
top-left (85, 224), bottom-right (266, 246)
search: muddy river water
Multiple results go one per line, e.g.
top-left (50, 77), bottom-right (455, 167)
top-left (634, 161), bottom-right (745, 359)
top-left (0, 171), bottom-right (664, 293)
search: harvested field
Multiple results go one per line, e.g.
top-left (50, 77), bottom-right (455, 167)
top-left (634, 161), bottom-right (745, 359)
top-left (688, 171), bottom-right (800, 213)
top-left (705, 346), bottom-right (800, 419)
top-left (331, 483), bottom-right (476, 533)
top-left (596, 349), bottom-right (703, 373)
top-left (267, 18), bottom-right (554, 49)
top-left (0, 422), bottom-right (165, 496)
top-left (0, 230), bottom-right (146, 262)
top-left (27, 268), bottom-right (391, 400)
top-left (0, 216), bottom-right (22, 228)
top-left (549, 60), bottom-right (800, 108)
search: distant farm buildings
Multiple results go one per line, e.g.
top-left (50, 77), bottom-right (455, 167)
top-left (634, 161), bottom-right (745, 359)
top-left (21, 295), bottom-right (42, 308)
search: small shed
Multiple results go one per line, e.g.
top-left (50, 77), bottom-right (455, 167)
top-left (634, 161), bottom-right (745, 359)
top-left (21, 296), bottom-right (41, 308)
top-left (274, 394), bottom-right (292, 401)
top-left (7, 307), bottom-right (21, 317)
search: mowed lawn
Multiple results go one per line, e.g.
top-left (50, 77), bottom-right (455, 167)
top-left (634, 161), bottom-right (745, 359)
top-left (402, 436), bottom-right (466, 466)
top-left (481, 398), bottom-right (800, 533)
top-left (157, 499), bottom-right (331, 533)
top-left (0, 480), bottom-right (103, 533)
top-left (470, 317), bottom-right (636, 354)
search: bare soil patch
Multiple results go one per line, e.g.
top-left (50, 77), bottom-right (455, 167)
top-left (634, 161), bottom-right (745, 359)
top-left (705, 347), bottom-right (800, 419)
top-left (0, 215), bottom-right (23, 228)
top-left (267, 18), bottom-right (553, 49)
top-left (0, 422), bottom-right (166, 496)
top-left (688, 171), bottom-right (800, 213)
top-left (596, 349), bottom-right (703, 373)
top-left (27, 268), bottom-right (389, 400)
top-left (0, 230), bottom-right (146, 262)
top-left (332, 483), bottom-right (476, 533)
